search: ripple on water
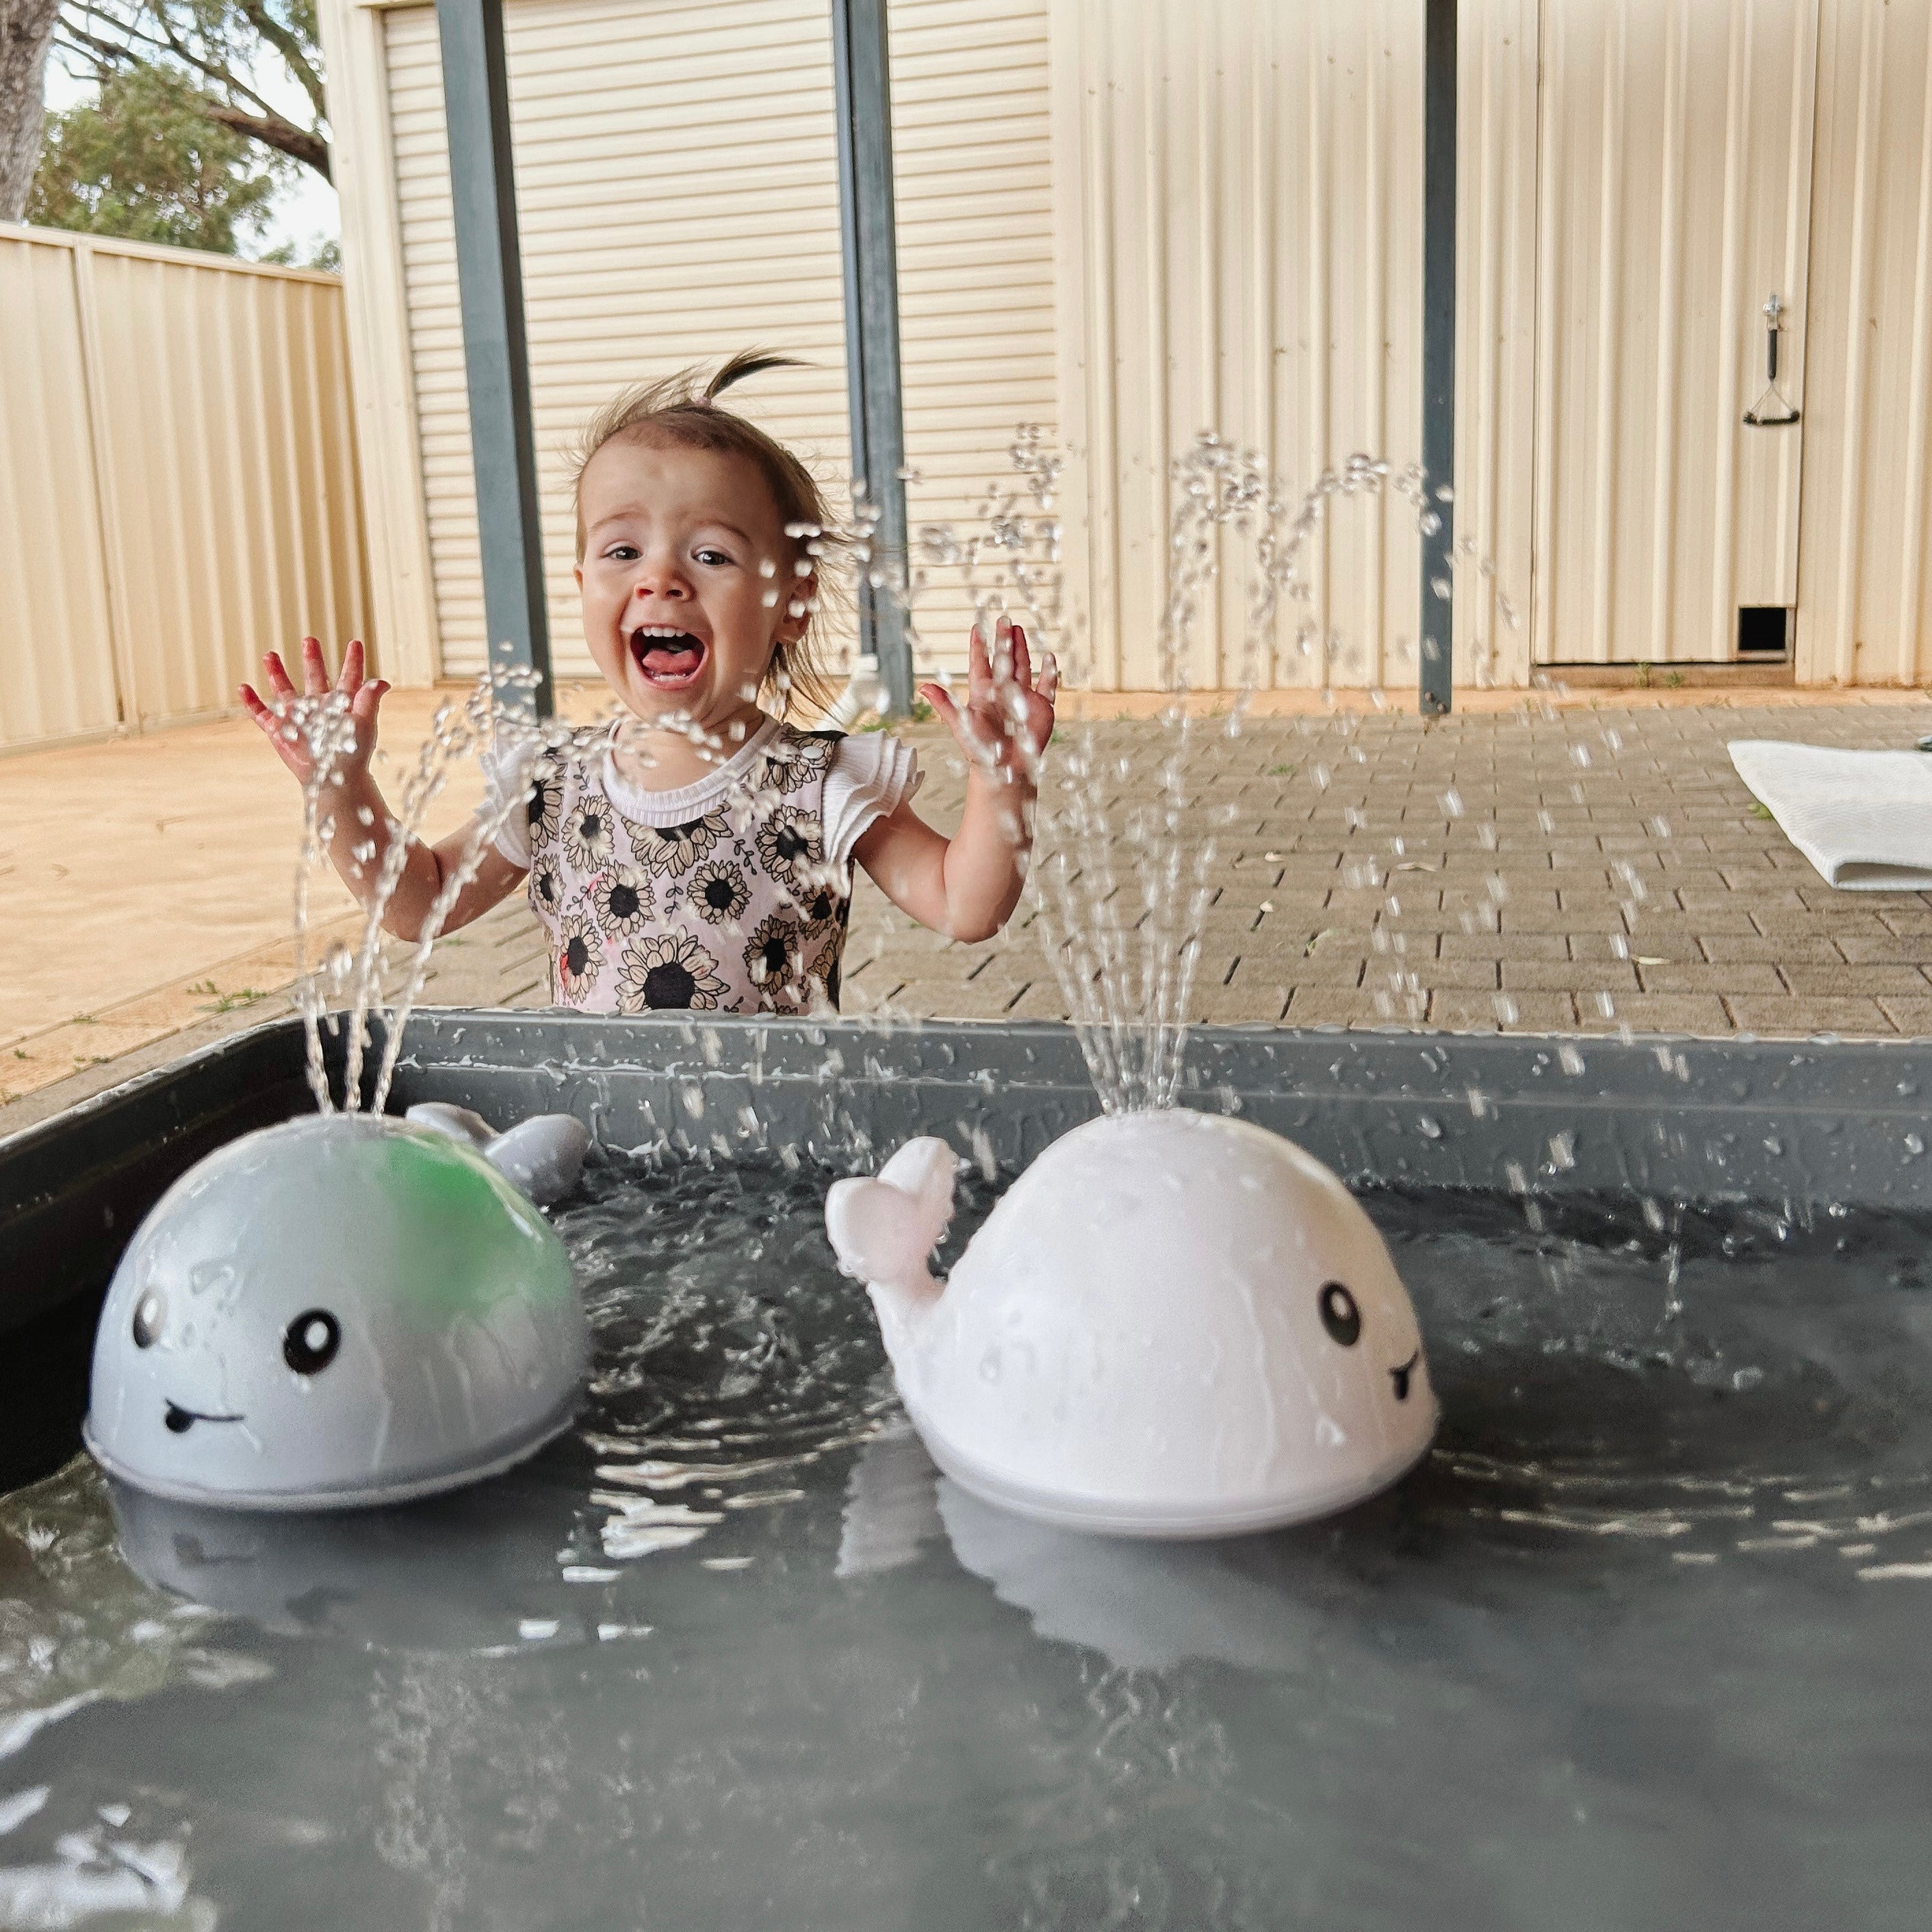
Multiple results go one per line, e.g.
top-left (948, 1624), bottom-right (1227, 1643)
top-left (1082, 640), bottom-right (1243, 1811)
top-left (0, 1156), bottom-right (1927, 1927)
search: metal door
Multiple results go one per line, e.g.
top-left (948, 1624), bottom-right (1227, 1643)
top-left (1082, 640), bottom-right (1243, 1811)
top-left (1532, 0), bottom-right (1820, 666)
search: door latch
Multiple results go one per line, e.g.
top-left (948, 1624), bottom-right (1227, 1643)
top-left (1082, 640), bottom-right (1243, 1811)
top-left (1743, 292), bottom-right (1801, 427)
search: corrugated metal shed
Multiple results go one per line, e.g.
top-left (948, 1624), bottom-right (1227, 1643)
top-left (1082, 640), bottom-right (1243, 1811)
top-left (331, 0), bottom-right (1932, 691)
top-left (1048, 0), bottom-right (1426, 691)
top-left (1800, 0), bottom-right (1932, 685)
top-left (381, 0), bottom-right (1054, 684)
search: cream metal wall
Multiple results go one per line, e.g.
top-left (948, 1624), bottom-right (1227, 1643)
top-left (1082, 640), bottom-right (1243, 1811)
top-left (370, 0), bottom-right (1054, 686)
top-left (332, 0), bottom-right (1932, 693)
top-left (1049, 0), bottom-right (1427, 692)
top-left (1799, 0), bottom-right (1932, 684)
top-left (1454, 0), bottom-right (1540, 690)
top-left (0, 225), bottom-right (371, 752)
top-left (1529, 0), bottom-right (1820, 667)
top-left (1463, 0), bottom-right (1932, 683)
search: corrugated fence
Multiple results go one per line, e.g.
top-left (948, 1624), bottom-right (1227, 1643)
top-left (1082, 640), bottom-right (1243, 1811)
top-left (0, 224), bottom-right (372, 753)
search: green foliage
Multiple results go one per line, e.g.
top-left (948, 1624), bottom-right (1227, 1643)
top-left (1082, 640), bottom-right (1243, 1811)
top-left (30, 64), bottom-right (283, 255)
top-left (260, 234), bottom-right (339, 272)
top-left (54, 0), bottom-right (331, 181)
top-left (858, 699), bottom-right (937, 732)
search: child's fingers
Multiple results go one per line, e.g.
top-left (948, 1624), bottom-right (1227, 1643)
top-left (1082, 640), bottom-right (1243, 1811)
top-left (241, 687), bottom-right (304, 768)
top-left (966, 624), bottom-right (992, 699)
top-left (1007, 623), bottom-right (1032, 692)
top-left (300, 635), bottom-right (330, 697)
top-left (989, 614), bottom-right (1016, 685)
top-left (337, 637), bottom-right (365, 695)
top-left (920, 681), bottom-right (964, 736)
top-left (1038, 651), bottom-right (1060, 706)
top-left (261, 651), bottom-right (299, 701)
top-left (350, 678), bottom-right (390, 727)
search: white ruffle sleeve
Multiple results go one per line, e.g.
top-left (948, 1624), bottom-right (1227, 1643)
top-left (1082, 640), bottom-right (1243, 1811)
top-left (475, 737), bottom-right (539, 869)
top-left (821, 730), bottom-right (923, 869)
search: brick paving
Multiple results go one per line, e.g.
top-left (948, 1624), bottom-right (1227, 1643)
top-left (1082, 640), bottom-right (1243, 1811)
top-left (838, 701), bottom-right (1932, 1036)
top-left (5, 695), bottom-right (1932, 1140)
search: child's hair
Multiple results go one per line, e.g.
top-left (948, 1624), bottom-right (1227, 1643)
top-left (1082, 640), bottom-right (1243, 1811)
top-left (569, 352), bottom-right (840, 720)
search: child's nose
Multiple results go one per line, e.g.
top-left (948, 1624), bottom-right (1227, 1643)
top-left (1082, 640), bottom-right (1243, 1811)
top-left (630, 565), bottom-right (688, 602)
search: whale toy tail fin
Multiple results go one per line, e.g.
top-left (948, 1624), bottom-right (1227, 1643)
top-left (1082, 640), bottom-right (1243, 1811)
top-left (825, 1138), bottom-right (959, 1318)
top-left (406, 1104), bottom-right (590, 1207)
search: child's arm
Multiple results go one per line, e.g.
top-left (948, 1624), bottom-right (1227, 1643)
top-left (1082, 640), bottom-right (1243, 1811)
top-left (240, 637), bottom-right (528, 943)
top-left (852, 617), bottom-right (1057, 944)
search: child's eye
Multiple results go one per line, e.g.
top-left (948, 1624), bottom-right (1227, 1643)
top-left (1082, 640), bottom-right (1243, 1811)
top-left (693, 548), bottom-right (734, 568)
top-left (604, 544), bottom-right (639, 562)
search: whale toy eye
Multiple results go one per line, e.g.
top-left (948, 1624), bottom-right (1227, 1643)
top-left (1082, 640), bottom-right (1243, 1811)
top-left (132, 1291), bottom-right (166, 1350)
top-left (1318, 1282), bottom-right (1361, 1348)
top-left (283, 1310), bottom-right (342, 1376)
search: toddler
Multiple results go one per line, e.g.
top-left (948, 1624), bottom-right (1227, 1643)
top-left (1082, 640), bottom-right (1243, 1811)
top-left (241, 353), bottom-right (1057, 1014)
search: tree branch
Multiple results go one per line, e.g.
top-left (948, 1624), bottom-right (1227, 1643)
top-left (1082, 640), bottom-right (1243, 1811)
top-left (203, 99), bottom-right (326, 178)
top-left (51, 0), bottom-right (331, 182)
top-left (59, 3), bottom-right (276, 120)
top-left (235, 0), bottom-right (322, 125)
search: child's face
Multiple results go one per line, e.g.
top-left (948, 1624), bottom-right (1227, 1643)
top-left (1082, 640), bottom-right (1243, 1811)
top-left (574, 437), bottom-right (808, 730)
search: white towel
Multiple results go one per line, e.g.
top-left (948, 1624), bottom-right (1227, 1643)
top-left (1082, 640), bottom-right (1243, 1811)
top-left (1728, 740), bottom-right (1932, 891)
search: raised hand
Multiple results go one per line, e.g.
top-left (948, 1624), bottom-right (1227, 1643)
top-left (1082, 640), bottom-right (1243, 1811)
top-left (920, 616), bottom-right (1058, 784)
top-left (239, 637), bottom-right (389, 787)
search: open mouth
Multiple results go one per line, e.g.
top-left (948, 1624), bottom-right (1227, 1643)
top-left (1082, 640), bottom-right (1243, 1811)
top-left (1389, 1352), bottom-right (1419, 1403)
top-left (165, 1401), bottom-right (244, 1434)
top-left (630, 627), bottom-right (708, 691)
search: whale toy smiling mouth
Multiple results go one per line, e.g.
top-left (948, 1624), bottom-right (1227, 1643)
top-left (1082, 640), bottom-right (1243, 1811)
top-left (630, 626), bottom-right (708, 690)
top-left (164, 1403), bottom-right (245, 1434)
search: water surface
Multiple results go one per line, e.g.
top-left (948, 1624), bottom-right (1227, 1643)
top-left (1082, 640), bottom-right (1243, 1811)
top-left (1, 1157), bottom-right (1928, 1929)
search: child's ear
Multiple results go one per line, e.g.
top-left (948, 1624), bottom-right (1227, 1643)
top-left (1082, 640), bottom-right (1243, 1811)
top-left (573, 562), bottom-right (584, 591)
top-left (774, 569), bottom-right (815, 645)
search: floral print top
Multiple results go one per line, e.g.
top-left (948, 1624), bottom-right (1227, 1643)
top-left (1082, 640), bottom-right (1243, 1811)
top-left (482, 717), bottom-right (920, 1015)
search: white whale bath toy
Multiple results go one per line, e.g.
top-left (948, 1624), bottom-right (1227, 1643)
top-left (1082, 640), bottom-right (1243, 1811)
top-left (84, 1109), bottom-right (591, 1510)
top-left (825, 1110), bottom-right (1437, 1538)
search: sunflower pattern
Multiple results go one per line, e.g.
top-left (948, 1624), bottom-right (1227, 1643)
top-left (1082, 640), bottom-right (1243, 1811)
top-left (514, 720), bottom-right (913, 1015)
top-left (754, 803), bottom-right (823, 894)
top-left (628, 810), bottom-right (727, 877)
top-left (528, 856), bottom-right (564, 921)
top-left (615, 932), bottom-right (730, 1012)
top-left (742, 913), bottom-right (809, 1002)
top-left (762, 730), bottom-right (836, 794)
top-left (554, 911), bottom-right (602, 1005)
top-left (562, 799), bottom-right (617, 874)
top-left (795, 879), bottom-right (847, 928)
top-left (688, 859), bottom-right (750, 927)
top-left (805, 919), bottom-right (847, 1009)
top-left (592, 865), bottom-right (653, 937)
top-left (524, 768), bottom-right (563, 849)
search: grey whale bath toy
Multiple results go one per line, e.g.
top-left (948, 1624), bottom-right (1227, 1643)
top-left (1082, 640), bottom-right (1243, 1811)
top-left (84, 1107), bottom-right (591, 1510)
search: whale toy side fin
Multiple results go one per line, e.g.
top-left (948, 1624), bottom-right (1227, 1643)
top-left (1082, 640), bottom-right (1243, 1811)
top-left (406, 1104), bottom-right (590, 1207)
top-left (405, 1102), bottom-right (495, 1150)
top-left (825, 1137), bottom-right (959, 1324)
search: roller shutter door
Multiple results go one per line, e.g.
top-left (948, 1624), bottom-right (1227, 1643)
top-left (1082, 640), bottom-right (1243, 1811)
top-left (384, 0), bottom-right (1055, 686)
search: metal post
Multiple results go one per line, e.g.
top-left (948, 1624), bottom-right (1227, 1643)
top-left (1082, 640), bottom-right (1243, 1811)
top-left (1419, 0), bottom-right (1457, 717)
top-left (831, 0), bottom-right (913, 716)
top-left (435, 0), bottom-right (552, 716)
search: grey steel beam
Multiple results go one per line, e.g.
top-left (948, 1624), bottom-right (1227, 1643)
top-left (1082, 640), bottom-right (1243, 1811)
top-left (1419, 0), bottom-right (1457, 717)
top-left (831, 0), bottom-right (913, 716)
top-left (435, 0), bottom-right (552, 716)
